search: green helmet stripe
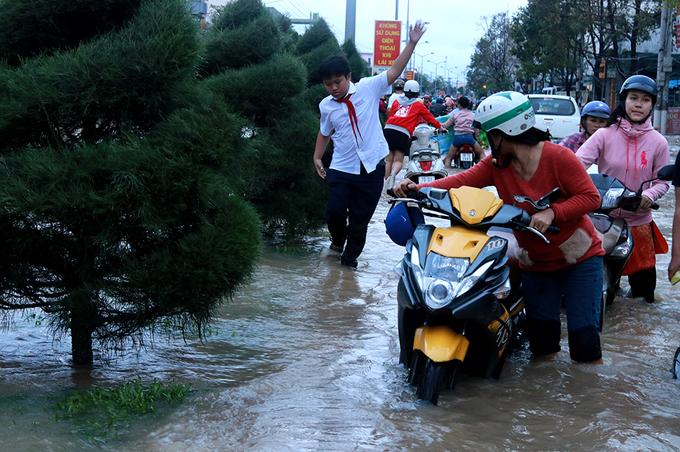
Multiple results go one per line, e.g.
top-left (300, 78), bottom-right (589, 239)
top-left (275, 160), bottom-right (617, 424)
top-left (480, 100), bottom-right (533, 131)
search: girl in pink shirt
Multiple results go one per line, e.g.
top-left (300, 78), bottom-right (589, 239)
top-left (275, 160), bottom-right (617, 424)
top-left (441, 96), bottom-right (485, 167)
top-left (576, 75), bottom-right (670, 303)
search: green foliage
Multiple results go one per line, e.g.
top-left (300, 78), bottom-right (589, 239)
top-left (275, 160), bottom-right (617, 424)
top-left (467, 12), bottom-right (517, 94)
top-left (210, 0), bottom-right (265, 31)
top-left (0, 0), bottom-right (201, 152)
top-left (342, 39), bottom-right (369, 82)
top-left (200, 3), bottom-right (330, 236)
top-left (201, 7), bottom-right (281, 75)
top-left (295, 18), bottom-right (337, 55)
top-left (0, 0), bottom-right (143, 67)
top-left (53, 378), bottom-right (192, 442)
top-left (206, 54), bottom-right (308, 122)
top-left (0, 0), bottom-right (263, 365)
top-left (295, 19), bottom-right (342, 84)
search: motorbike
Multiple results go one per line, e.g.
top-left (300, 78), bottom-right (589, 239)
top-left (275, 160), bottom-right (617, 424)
top-left (453, 143), bottom-right (477, 169)
top-left (404, 124), bottom-right (448, 184)
top-left (386, 185), bottom-right (559, 404)
top-left (587, 164), bottom-right (674, 330)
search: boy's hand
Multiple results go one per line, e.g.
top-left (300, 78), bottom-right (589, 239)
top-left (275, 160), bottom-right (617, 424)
top-left (409, 20), bottom-right (427, 44)
top-left (669, 258), bottom-right (680, 283)
top-left (314, 159), bottom-right (326, 179)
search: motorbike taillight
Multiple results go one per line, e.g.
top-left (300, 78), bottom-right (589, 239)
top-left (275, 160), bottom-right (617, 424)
top-left (420, 161), bottom-right (433, 171)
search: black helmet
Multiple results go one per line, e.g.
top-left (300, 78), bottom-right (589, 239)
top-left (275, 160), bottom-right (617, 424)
top-left (619, 75), bottom-right (658, 105)
top-left (393, 78), bottom-right (405, 89)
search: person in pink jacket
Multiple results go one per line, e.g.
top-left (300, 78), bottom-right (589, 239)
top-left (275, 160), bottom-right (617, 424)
top-left (576, 75), bottom-right (670, 303)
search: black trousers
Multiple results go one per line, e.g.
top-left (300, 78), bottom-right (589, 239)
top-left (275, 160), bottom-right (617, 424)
top-left (325, 162), bottom-right (385, 265)
top-left (629, 267), bottom-right (656, 303)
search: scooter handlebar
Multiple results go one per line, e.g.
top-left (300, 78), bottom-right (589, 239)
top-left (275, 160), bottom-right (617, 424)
top-left (651, 202), bottom-right (659, 210)
top-left (546, 225), bottom-right (560, 235)
top-left (386, 188), bottom-right (421, 199)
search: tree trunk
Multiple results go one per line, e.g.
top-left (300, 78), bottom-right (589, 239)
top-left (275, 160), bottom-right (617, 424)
top-left (71, 312), bottom-right (94, 365)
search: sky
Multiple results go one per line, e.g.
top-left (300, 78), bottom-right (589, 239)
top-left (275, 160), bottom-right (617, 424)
top-left (207, 0), bottom-right (528, 83)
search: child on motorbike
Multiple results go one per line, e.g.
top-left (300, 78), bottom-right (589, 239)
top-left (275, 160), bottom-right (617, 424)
top-left (559, 101), bottom-right (611, 152)
top-left (393, 91), bottom-right (604, 364)
top-left (440, 96), bottom-right (485, 168)
top-left (576, 75), bottom-right (670, 303)
top-left (383, 80), bottom-right (447, 188)
top-left (312, 21), bottom-right (427, 268)
top-left (386, 78), bottom-right (405, 117)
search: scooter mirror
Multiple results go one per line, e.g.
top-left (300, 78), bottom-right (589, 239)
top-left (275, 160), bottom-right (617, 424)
top-left (536, 187), bottom-right (562, 209)
top-left (657, 164), bottom-right (675, 182)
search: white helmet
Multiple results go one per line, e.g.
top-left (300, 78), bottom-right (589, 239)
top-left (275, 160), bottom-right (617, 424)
top-left (404, 80), bottom-right (420, 95)
top-left (474, 91), bottom-right (535, 136)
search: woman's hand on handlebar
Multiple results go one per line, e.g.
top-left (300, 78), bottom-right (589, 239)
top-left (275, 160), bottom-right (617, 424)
top-left (392, 178), bottom-right (419, 198)
top-left (638, 194), bottom-right (654, 211)
top-left (529, 208), bottom-right (555, 234)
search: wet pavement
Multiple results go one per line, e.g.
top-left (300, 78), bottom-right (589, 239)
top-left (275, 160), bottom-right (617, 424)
top-left (1, 140), bottom-right (680, 451)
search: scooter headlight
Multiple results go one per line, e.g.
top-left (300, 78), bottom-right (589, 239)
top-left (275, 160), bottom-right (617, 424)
top-left (601, 188), bottom-right (624, 209)
top-left (420, 256), bottom-right (494, 310)
top-left (611, 230), bottom-right (634, 258)
top-left (426, 279), bottom-right (455, 309)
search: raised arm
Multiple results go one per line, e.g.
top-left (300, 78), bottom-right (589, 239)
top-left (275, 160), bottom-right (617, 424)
top-left (386, 21), bottom-right (426, 86)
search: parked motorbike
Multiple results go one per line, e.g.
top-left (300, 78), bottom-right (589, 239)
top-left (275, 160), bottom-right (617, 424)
top-left (588, 164), bottom-right (674, 330)
top-left (404, 124), bottom-right (448, 184)
top-left (385, 185), bottom-right (559, 404)
top-left (453, 143), bottom-right (477, 169)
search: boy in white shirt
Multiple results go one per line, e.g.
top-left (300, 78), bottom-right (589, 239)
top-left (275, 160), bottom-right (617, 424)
top-left (313, 21), bottom-right (427, 268)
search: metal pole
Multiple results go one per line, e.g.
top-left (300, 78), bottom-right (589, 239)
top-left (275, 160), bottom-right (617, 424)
top-left (395, 0), bottom-right (398, 20)
top-left (654, 4), bottom-right (673, 133)
top-left (344, 0), bottom-right (356, 44)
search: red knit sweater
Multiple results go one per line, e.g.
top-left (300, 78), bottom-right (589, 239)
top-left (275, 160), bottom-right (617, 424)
top-left (420, 141), bottom-right (604, 271)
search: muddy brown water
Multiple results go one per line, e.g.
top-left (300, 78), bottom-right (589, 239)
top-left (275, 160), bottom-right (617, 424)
top-left (2, 153), bottom-right (680, 451)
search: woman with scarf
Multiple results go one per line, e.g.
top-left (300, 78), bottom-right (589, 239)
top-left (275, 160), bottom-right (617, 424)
top-left (576, 75), bottom-right (670, 303)
top-left (383, 80), bottom-right (446, 188)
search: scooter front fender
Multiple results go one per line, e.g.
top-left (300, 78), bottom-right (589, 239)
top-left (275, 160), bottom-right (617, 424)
top-left (413, 325), bottom-right (470, 363)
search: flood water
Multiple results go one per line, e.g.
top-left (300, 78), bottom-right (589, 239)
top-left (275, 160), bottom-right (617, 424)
top-left (3, 154), bottom-right (680, 451)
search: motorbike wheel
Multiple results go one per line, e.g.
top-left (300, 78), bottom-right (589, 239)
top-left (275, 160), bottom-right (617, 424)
top-left (604, 263), bottom-right (616, 307)
top-left (415, 357), bottom-right (459, 405)
top-left (407, 349), bottom-right (426, 386)
top-left (672, 347), bottom-right (680, 379)
top-left (598, 291), bottom-right (606, 333)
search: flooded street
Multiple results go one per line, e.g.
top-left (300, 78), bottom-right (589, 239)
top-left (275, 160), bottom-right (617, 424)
top-left (3, 155), bottom-right (680, 451)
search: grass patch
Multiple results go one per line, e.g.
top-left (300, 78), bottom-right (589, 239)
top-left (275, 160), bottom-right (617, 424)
top-left (53, 377), bottom-right (191, 443)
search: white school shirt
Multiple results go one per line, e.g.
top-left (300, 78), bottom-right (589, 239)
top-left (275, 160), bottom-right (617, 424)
top-left (319, 71), bottom-right (391, 174)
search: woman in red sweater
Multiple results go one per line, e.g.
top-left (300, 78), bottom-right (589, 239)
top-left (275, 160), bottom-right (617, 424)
top-left (393, 91), bottom-right (604, 364)
top-left (383, 80), bottom-right (446, 188)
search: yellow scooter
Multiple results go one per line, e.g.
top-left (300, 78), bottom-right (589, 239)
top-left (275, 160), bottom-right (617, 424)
top-left (386, 185), bottom-right (559, 404)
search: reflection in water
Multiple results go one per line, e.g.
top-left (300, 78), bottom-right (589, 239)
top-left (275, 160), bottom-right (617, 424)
top-left (2, 158), bottom-right (680, 451)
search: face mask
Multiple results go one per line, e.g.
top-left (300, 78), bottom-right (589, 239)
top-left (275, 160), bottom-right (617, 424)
top-left (490, 135), bottom-right (513, 169)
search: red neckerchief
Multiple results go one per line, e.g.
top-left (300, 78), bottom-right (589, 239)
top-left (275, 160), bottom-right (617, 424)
top-left (333, 93), bottom-right (363, 145)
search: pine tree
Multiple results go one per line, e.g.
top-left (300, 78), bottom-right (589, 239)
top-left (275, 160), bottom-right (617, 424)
top-left (0, 0), bottom-right (261, 365)
top-left (201, 0), bottom-right (329, 235)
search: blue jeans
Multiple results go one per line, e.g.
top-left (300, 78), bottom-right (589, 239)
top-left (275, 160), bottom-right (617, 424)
top-left (521, 255), bottom-right (603, 362)
top-left (451, 133), bottom-right (476, 148)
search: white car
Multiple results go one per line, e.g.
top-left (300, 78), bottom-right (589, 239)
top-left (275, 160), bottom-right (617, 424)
top-left (526, 94), bottom-right (580, 142)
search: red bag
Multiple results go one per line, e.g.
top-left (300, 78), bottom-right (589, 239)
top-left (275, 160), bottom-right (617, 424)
top-left (652, 220), bottom-right (668, 254)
